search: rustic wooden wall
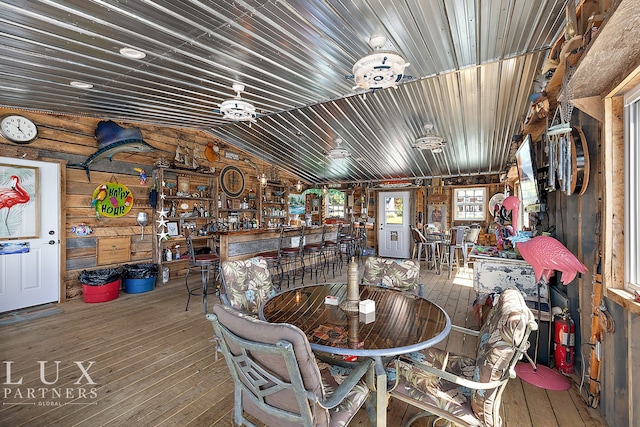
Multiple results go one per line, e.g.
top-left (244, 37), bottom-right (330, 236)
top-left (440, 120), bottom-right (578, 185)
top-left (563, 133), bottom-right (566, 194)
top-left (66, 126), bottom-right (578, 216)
top-left (0, 107), bottom-right (298, 301)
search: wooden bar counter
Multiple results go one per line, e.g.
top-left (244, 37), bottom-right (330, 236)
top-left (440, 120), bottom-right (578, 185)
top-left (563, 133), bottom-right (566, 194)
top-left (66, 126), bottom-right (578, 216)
top-left (218, 225), bottom-right (339, 262)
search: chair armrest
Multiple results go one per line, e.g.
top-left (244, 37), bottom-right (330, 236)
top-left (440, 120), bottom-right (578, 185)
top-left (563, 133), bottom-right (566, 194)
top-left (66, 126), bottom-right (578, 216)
top-left (318, 358), bottom-right (373, 410)
top-left (450, 324), bottom-right (480, 336)
top-left (395, 359), bottom-right (508, 391)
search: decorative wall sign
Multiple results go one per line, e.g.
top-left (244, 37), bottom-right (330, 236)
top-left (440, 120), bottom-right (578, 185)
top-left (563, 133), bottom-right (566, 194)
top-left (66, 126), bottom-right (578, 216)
top-left (0, 241), bottom-right (30, 255)
top-left (219, 165), bottom-right (245, 198)
top-left (91, 181), bottom-right (134, 218)
top-left (0, 164), bottom-right (39, 240)
top-left (427, 205), bottom-right (447, 230)
top-left (224, 151), bottom-right (240, 160)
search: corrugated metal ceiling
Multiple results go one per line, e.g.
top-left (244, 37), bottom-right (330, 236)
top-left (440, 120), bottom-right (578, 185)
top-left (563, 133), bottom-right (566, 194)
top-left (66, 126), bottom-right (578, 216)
top-left (0, 0), bottom-right (566, 184)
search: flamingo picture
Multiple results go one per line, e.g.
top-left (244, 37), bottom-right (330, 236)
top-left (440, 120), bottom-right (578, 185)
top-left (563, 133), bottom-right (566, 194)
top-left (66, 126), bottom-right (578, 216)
top-left (0, 175), bottom-right (31, 233)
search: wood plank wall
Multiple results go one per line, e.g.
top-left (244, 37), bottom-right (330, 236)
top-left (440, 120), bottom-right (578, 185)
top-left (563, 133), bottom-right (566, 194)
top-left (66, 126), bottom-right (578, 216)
top-left (0, 107), bottom-right (298, 301)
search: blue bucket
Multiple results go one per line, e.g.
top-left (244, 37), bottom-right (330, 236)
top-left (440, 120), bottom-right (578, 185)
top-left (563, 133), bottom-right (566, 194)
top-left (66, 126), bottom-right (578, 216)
top-left (123, 277), bottom-right (155, 294)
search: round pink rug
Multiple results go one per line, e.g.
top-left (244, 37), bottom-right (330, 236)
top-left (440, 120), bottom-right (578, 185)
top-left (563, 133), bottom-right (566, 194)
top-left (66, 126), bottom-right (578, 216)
top-left (515, 362), bottom-right (571, 390)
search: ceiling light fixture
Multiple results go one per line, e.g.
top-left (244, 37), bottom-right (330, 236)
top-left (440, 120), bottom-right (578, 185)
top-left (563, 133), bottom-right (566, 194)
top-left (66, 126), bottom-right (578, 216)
top-left (119, 47), bottom-right (146, 59)
top-left (351, 35), bottom-right (409, 91)
top-left (218, 83), bottom-right (257, 122)
top-left (70, 81), bottom-right (93, 89)
top-left (326, 138), bottom-right (350, 160)
top-left (412, 124), bottom-right (446, 151)
top-left (296, 180), bottom-right (303, 192)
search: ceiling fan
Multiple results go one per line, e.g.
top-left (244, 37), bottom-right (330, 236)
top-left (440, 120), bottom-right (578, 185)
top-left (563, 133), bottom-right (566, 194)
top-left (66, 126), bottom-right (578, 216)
top-left (326, 138), bottom-right (350, 160)
top-left (215, 83), bottom-right (260, 122)
top-left (349, 35), bottom-right (410, 91)
top-left (412, 124), bottom-right (446, 153)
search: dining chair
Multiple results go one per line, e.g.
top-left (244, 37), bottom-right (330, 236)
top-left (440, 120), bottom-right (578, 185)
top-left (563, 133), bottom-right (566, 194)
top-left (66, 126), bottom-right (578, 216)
top-left (184, 234), bottom-right (220, 313)
top-left (361, 256), bottom-right (422, 296)
top-left (206, 303), bottom-right (373, 427)
top-left (219, 257), bottom-right (277, 316)
top-left (389, 288), bottom-right (537, 427)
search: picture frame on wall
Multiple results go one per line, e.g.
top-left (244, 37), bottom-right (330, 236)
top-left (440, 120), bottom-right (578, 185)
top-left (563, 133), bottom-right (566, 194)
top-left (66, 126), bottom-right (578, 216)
top-left (288, 193), bottom-right (305, 215)
top-left (427, 205), bottom-right (447, 231)
top-left (166, 221), bottom-right (179, 236)
top-left (0, 164), bottom-right (39, 240)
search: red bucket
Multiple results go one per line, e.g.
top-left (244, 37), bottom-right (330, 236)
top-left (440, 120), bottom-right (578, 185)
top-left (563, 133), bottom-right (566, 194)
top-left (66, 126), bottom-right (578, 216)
top-left (82, 279), bottom-right (120, 303)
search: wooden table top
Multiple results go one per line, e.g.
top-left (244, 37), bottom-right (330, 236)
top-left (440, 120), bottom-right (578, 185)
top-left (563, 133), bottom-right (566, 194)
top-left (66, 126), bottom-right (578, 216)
top-left (260, 283), bottom-right (451, 358)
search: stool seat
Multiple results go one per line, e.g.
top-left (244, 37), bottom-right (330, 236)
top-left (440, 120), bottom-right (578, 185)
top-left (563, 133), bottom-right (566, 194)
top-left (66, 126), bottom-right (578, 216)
top-left (195, 253), bottom-right (220, 261)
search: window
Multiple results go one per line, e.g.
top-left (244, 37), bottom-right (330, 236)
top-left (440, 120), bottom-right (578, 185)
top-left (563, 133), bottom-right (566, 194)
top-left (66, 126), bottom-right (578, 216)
top-left (326, 190), bottom-right (345, 219)
top-left (453, 188), bottom-right (486, 221)
top-left (384, 196), bottom-right (404, 224)
top-left (624, 84), bottom-right (640, 294)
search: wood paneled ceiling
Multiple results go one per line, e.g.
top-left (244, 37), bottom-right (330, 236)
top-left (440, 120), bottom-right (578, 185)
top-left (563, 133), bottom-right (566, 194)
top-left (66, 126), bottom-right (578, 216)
top-left (0, 0), bottom-right (567, 184)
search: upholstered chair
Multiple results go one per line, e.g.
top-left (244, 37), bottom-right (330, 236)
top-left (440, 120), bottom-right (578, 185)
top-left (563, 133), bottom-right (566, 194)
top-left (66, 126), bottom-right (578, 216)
top-left (219, 257), bottom-right (276, 316)
top-left (389, 288), bottom-right (537, 427)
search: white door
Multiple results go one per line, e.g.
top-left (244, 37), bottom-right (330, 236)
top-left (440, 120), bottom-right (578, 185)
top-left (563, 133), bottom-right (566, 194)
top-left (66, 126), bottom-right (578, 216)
top-left (0, 157), bottom-right (60, 313)
top-left (377, 191), bottom-right (411, 258)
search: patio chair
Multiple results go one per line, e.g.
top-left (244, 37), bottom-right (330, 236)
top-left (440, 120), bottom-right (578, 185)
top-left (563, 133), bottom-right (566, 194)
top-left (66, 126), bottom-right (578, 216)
top-left (389, 288), bottom-right (537, 427)
top-left (219, 257), bottom-right (277, 316)
top-left (206, 304), bottom-right (373, 427)
top-left (361, 256), bottom-right (422, 296)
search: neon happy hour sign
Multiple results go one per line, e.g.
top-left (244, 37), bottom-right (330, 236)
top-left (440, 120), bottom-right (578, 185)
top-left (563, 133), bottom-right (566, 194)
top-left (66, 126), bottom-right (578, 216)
top-left (92, 182), bottom-right (133, 218)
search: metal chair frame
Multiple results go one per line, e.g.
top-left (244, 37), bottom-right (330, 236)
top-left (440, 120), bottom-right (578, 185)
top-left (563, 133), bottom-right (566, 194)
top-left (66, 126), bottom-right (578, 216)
top-left (184, 234), bottom-right (219, 313)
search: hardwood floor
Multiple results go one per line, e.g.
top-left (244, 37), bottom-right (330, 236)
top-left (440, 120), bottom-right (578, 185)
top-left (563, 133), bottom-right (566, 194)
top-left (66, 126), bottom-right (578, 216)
top-left (0, 261), bottom-right (607, 426)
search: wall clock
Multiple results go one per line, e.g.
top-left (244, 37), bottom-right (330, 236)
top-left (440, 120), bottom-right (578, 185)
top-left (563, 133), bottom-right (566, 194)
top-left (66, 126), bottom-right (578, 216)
top-left (0, 114), bottom-right (38, 143)
top-left (219, 165), bottom-right (245, 198)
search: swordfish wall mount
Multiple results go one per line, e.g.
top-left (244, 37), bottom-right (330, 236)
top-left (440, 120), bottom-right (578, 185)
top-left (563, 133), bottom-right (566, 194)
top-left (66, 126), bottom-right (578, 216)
top-left (70, 120), bottom-right (155, 181)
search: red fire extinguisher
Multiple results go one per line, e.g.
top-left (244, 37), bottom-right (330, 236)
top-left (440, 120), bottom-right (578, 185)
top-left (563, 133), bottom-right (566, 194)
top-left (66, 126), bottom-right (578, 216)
top-left (554, 309), bottom-right (575, 375)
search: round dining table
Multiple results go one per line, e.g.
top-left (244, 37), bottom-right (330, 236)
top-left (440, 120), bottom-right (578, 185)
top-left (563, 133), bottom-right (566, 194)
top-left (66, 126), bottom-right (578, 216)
top-left (260, 283), bottom-right (451, 426)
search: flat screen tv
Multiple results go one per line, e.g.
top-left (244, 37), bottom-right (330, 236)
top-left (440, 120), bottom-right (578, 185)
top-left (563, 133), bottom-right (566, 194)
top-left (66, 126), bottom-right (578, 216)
top-left (515, 134), bottom-right (540, 208)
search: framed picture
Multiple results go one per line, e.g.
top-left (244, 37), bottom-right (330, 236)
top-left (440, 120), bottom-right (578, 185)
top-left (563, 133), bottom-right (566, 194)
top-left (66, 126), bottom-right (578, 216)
top-left (288, 193), bottom-right (305, 215)
top-left (0, 164), bottom-right (39, 240)
top-left (427, 205), bottom-right (447, 231)
top-left (166, 221), bottom-right (179, 236)
top-left (177, 175), bottom-right (190, 194)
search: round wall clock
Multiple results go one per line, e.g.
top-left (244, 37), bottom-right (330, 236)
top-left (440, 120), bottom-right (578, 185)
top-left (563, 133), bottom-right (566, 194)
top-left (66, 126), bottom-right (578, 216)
top-left (0, 114), bottom-right (38, 143)
top-left (219, 165), bottom-right (245, 198)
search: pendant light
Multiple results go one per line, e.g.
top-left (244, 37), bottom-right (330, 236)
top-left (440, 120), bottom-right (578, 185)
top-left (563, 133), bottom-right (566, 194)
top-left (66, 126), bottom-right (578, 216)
top-left (296, 180), bottom-right (303, 192)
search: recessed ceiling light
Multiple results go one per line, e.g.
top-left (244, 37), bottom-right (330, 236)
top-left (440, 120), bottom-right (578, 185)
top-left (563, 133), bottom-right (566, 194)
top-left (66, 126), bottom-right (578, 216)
top-left (70, 81), bottom-right (93, 89)
top-left (119, 47), bottom-right (146, 59)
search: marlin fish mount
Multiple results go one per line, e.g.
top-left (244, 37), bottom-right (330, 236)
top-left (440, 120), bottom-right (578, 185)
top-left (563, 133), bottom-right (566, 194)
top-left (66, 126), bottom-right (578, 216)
top-left (71, 120), bottom-right (155, 181)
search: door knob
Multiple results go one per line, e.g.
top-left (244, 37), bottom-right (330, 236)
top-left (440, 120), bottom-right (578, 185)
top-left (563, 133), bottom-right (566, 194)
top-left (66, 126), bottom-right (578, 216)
top-left (49, 240), bottom-right (56, 245)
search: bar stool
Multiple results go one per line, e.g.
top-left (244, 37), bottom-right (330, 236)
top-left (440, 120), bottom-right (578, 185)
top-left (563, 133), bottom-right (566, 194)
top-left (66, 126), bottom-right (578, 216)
top-left (256, 228), bottom-right (284, 289)
top-left (280, 226), bottom-right (305, 288)
top-left (303, 226), bottom-right (326, 283)
top-left (185, 234), bottom-right (220, 313)
top-left (448, 226), bottom-right (469, 278)
top-left (353, 224), bottom-right (367, 262)
top-left (338, 223), bottom-right (355, 265)
top-left (323, 225), bottom-right (341, 277)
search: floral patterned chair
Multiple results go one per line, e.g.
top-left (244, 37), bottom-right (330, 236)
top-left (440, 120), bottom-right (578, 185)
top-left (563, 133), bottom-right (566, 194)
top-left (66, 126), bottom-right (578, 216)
top-left (207, 304), bottom-right (373, 427)
top-left (361, 257), bottom-right (422, 295)
top-left (389, 288), bottom-right (537, 427)
top-left (219, 257), bottom-right (277, 316)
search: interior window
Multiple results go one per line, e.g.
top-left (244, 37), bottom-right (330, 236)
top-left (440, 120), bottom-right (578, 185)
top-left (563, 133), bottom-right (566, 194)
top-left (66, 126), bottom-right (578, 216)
top-left (453, 188), bottom-right (486, 221)
top-left (624, 83), bottom-right (640, 294)
top-left (326, 190), bottom-right (346, 219)
top-left (384, 196), bottom-right (404, 224)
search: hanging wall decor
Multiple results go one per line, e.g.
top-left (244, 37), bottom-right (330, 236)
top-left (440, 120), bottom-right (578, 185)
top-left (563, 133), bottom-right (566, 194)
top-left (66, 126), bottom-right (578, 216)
top-left (0, 164), bottom-right (39, 240)
top-left (91, 180), bottom-right (134, 218)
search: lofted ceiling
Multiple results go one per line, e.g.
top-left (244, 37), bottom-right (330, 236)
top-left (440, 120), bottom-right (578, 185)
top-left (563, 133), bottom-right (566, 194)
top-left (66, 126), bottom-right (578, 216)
top-left (0, 0), bottom-right (568, 184)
